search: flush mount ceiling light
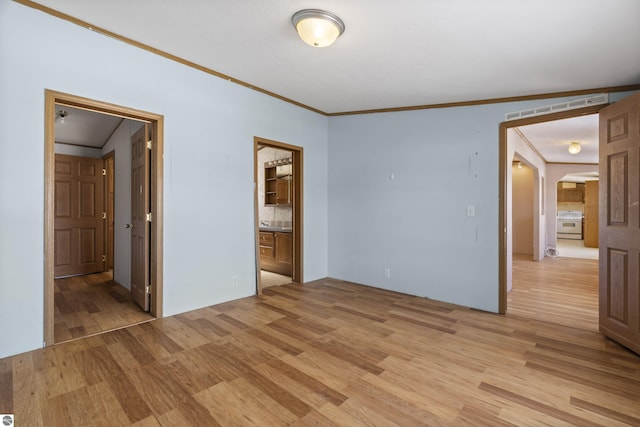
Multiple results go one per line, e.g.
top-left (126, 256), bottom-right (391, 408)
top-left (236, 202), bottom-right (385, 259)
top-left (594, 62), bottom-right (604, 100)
top-left (568, 141), bottom-right (582, 155)
top-left (292, 9), bottom-right (345, 48)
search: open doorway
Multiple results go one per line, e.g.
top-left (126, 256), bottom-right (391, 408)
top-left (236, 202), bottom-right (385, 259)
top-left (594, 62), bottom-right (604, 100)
top-left (253, 137), bottom-right (303, 293)
top-left (52, 113), bottom-right (151, 342)
top-left (499, 104), bottom-right (603, 321)
top-left (555, 173), bottom-right (599, 260)
top-left (44, 90), bottom-right (164, 345)
top-left (508, 164), bottom-right (599, 333)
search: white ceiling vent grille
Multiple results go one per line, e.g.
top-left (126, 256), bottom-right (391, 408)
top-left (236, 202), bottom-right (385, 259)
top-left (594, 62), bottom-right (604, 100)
top-left (505, 94), bottom-right (608, 121)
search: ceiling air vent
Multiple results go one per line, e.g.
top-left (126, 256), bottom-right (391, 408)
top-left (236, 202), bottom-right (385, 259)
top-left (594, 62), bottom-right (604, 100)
top-left (505, 94), bottom-right (608, 121)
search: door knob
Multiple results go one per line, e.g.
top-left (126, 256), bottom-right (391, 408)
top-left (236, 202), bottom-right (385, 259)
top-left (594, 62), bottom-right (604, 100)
top-left (125, 223), bottom-right (135, 229)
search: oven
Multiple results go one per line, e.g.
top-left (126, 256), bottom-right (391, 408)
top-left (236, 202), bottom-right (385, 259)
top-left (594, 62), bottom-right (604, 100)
top-left (557, 210), bottom-right (583, 240)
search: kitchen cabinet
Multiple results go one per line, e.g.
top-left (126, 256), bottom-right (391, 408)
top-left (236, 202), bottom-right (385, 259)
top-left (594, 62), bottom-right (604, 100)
top-left (583, 180), bottom-right (599, 248)
top-left (265, 159), bottom-right (292, 206)
top-left (259, 232), bottom-right (274, 262)
top-left (275, 233), bottom-right (293, 271)
top-left (557, 182), bottom-right (585, 202)
top-left (259, 231), bottom-right (292, 276)
top-left (276, 179), bottom-right (291, 204)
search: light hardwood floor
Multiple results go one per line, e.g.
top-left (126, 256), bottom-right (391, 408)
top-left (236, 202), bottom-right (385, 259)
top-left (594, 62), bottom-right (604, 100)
top-left (509, 254), bottom-right (599, 332)
top-left (1, 264), bottom-right (639, 426)
top-left (54, 272), bottom-right (154, 343)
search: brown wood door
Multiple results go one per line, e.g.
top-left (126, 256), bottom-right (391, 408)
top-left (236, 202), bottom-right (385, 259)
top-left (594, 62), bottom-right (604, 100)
top-left (276, 179), bottom-right (291, 205)
top-left (131, 125), bottom-right (150, 311)
top-left (105, 154), bottom-right (115, 269)
top-left (54, 154), bottom-right (105, 278)
top-left (584, 180), bottom-right (599, 248)
top-left (599, 92), bottom-right (640, 355)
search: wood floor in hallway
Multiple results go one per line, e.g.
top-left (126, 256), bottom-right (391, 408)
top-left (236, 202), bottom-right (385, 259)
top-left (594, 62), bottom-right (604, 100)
top-left (509, 254), bottom-right (599, 332)
top-left (54, 272), bottom-right (154, 343)
top-left (2, 272), bottom-right (639, 426)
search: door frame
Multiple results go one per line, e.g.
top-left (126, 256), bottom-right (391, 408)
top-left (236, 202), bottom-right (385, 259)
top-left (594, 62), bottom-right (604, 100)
top-left (44, 89), bottom-right (164, 345)
top-left (253, 137), bottom-right (303, 293)
top-left (499, 104), bottom-right (604, 313)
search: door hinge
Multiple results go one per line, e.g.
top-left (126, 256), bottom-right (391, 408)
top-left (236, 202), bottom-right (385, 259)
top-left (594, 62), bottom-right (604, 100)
top-left (102, 254), bottom-right (106, 262)
top-left (146, 212), bottom-right (152, 222)
top-left (145, 285), bottom-right (150, 294)
top-left (102, 212), bottom-right (106, 219)
top-left (102, 168), bottom-right (106, 176)
top-left (146, 140), bottom-right (152, 150)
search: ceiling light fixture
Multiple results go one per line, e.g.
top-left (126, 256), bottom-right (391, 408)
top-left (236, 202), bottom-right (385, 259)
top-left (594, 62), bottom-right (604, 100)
top-left (292, 9), bottom-right (345, 48)
top-left (518, 161), bottom-right (523, 169)
top-left (568, 141), bottom-right (581, 155)
top-left (57, 110), bottom-right (68, 124)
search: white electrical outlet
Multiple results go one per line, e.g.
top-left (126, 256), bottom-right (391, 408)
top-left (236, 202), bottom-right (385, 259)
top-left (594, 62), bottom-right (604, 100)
top-left (232, 276), bottom-right (239, 286)
top-left (467, 205), bottom-right (475, 217)
top-left (384, 268), bottom-right (391, 278)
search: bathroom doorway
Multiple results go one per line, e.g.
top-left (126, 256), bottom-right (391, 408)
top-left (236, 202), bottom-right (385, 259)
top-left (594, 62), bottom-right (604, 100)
top-left (253, 137), bottom-right (303, 293)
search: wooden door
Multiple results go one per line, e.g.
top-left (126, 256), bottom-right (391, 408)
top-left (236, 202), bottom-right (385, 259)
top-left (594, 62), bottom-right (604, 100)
top-left (275, 232), bottom-right (293, 276)
top-left (599, 93), bottom-right (640, 355)
top-left (276, 179), bottom-right (291, 205)
top-left (54, 154), bottom-right (105, 277)
top-left (584, 180), bottom-right (599, 248)
top-left (130, 125), bottom-right (151, 311)
top-left (105, 154), bottom-right (115, 269)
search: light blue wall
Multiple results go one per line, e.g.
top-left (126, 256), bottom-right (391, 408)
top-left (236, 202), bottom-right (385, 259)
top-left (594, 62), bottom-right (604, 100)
top-left (327, 91), bottom-right (636, 312)
top-left (0, 1), bottom-right (328, 358)
top-left (328, 106), bottom-right (501, 312)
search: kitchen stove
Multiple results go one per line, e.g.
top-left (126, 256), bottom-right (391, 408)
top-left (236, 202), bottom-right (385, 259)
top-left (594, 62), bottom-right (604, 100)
top-left (557, 210), bottom-right (583, 240)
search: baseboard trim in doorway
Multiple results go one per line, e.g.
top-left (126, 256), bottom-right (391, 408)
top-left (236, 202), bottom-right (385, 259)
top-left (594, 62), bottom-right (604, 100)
top-left (53, 317), bottom-right (156, 346)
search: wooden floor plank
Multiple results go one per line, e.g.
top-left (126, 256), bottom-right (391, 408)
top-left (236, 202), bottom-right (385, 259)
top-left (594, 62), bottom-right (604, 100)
top-left (2, 258), bottom-right (639, 425)
top-left (0, 358), bottom-right (13, 414)
top-left (11, 354), bottom-right (44, 427)
top-left (570, 396), bottom-right (640, 426)
top-left (84, 347), bottom-right (153, 423)
top-left (244, 328), bottom-right (304, 357)
top-left (306, 339), bottom-right (385, 375)
top-left (294, 408), bottom-right (342, 427)
top-left (455, 403), bottom-right (518, 427)
top-left (316, 402), bottom-right (377, 427)
top-left (266, 358), bottom-right (348, 406)
top-left (478, 382), bottom-right (602, 427)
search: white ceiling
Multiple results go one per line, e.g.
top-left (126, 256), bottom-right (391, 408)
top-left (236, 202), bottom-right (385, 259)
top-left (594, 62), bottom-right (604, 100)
top-left (515, 114), bottom-right (599, 164)
top-left (55, 105), bottom-right (123, 148)
top-left (28, 0), bottom-right (640, 114)
top-left (512, 114), bottom-right (600, 182)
